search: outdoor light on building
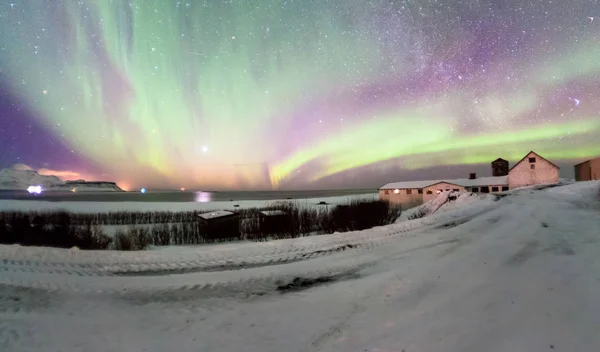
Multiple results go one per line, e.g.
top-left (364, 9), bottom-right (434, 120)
top-left (394, 189), bottom-right (400, 194)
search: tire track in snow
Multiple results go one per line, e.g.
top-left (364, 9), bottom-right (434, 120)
top-left (0, 319), bottom-right (33, 351)
top-left (0, 197), bottom-right (501, 306)
top-left (0, 234), bottom-right (466, 304)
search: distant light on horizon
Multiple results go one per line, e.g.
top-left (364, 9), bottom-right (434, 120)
top-left (195, 191), bottom-right (212, 203)
top-left (27, 185), bottom-right (42, 194)
top-left (141, 188), bottom-right (146, 194)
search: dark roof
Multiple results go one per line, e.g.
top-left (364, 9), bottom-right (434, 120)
top-left (574, 156), bottom-right (600, 167)
top-left (508, 151), bottom-right (560, 172)
top-left (492, 158), bottom-right (508, 163)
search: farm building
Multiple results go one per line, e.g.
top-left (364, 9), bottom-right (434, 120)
top-left (507, 151), bottom-right (560, 188)
top-left (380, 151), bottom-right (559, 206)
top-left (574, 157), bottom-right (600, 181)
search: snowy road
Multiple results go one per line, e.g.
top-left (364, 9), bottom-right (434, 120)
top-left (1, 182), bottom-right (599, 352)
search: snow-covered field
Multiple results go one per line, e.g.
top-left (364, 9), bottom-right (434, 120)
top-left (0, 193), bottom-right (378, 213)
top-left (1, 181), bottom-right (600, 352)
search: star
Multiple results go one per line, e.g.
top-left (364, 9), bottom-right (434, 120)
top-left (1, 0), bottom-right (600, 191)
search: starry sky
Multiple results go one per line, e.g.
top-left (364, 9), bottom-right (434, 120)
top-left (0, 0), bottom-right (599, 190)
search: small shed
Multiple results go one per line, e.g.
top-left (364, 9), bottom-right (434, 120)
top-left (575, 156), bottom-right (600, 181)
top-left (259, 210), bottom-right (291, 235)
top-left (197, 210), bottom-right (240, 240)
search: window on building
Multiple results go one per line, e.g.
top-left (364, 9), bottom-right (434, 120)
top-left (384, 190), bottom-right (389, 195)
top-left (426, 190), bottom-right (433, 194)
top-left (418, 189), bottom-right (423, 194)
top-left (445, 189), bottom-right (450, 191)
top-left (502, 186), bottom-right (509, 191)
top-left (406, 189), bottom-right (412, 195)
top-left (481, 186), bottom-right (490, 193)
top-left (491, 187), bottom-right (499, 192)
top-left (453, 189), bottom-right (459, 192)
top-left (471, 187), bottom-right (479, 193)
top-left (530, 164), bottom-right (535, 170)
top-left (529, 157), bottom-right (536, 163)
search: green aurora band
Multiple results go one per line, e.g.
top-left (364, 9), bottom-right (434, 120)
top-left (0, 0), bottom-right (599, 189)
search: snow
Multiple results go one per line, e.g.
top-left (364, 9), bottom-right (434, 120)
top-left (397, 191), bottom-right (487, 221)
top-left (1, 181), bottom-right (600, 352)
top-left (381, 176), bottom-right (508, 190)
top-left (0, 193), bottom-right (378, 213)
top-left (260, 210), bottom-right (287, 216)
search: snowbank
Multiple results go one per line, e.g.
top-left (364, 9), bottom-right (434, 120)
top-left (545, 180), bottom-right (600, 199)
top-left (397, 191), bottom-right (491, 222)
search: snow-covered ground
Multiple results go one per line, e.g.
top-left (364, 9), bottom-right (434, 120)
top-left (0, 193), bottom-right (378, 213)
top-left (1, 181), bottom-right (599, 352)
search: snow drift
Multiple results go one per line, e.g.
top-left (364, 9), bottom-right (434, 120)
top-left (397, 190), bottom-right (491, 222)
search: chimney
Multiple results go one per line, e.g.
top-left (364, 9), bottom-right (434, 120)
top-left (469, 173), bottom-right (477, 179)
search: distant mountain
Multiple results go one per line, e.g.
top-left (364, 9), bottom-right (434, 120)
top-left (55, 180), bottom-right (124, 192)
top-left (0, 165), bottom-right (124, 192)
top-left (0, 165), bottom-right (63, 190)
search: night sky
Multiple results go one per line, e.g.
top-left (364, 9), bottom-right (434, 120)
top-left (1, 1), bottom-right (599, 190)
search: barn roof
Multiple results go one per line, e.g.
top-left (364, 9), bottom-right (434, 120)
top-left (380, 176), bottom-right (508, 190)
top-left (380, 180), bottom-right (442, 190)
top-left (574, 156), bottom-right (600, 167)
top-left (508, 151), bottom-right (560, 171)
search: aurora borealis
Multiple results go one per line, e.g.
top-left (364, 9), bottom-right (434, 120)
top-left (1, 1), bottom-right (599, 190)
